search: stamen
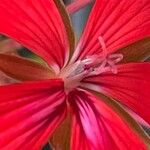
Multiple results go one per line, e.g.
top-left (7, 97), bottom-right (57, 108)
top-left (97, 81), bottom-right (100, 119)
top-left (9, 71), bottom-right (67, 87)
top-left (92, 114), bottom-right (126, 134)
top-left (86, 36), bottom-right (123, 76)
top-left (60, 36), bottom-right (123, 91)
top-left (59, 60), bottom-right (85, 79)
top-left (98, 36), bottom-right (107, 58)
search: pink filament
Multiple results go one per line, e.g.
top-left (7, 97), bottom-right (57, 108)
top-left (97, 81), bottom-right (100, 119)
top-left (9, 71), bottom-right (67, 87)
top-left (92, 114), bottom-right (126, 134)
top-left (61, 36), bottom-right (123, 91)
top-left (66, 0), bottom-right (93, 14)
top-left (96, 36), bottom-right (123, 74)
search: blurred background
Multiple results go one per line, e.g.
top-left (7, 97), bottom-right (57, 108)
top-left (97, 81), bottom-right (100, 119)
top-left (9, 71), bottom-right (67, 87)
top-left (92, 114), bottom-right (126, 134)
top-left (0, 0), bottom-right (149, 150)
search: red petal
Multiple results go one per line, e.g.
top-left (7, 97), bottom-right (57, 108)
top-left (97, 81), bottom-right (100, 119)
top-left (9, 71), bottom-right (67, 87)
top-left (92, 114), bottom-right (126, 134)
top-left (72, 0), bottom-right (150, 61)
top-left (0, 0), bottom-right (70, 72)
top-left (68, 90), bottom-right (147, 150)
top-left (82, 63), bottom-right (150, 125)
top-left (0, 79), bottom-right (67, 150)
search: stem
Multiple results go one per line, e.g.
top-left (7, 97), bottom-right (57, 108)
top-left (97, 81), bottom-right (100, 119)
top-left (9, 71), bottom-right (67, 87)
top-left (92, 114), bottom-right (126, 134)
top-left (66, 0), bottom-right (93, 14)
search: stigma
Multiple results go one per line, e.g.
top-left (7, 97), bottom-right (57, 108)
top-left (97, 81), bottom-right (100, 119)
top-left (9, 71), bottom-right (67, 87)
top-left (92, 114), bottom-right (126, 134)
top-left (59, 36), bottom-right (123, 92)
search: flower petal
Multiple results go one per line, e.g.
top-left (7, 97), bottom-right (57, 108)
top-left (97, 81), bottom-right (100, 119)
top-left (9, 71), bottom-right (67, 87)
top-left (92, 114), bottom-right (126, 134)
top-left (0, 79), bottom-right (67, 150)
top-left (0, 0), bottom-right (75, 72)
top-left (68, 90), bottom-right (149, 150)
top-left (0, 54), bottom-right (54, 81)
top-left (71, 0), bottom-right (150, 61)
top-left (82, 63), bottom-right (150, 125)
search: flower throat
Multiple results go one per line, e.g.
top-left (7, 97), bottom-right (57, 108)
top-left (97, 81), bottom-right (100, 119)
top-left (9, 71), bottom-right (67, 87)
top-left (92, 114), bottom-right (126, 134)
top-left (59, 37), bottom-right (123, 91)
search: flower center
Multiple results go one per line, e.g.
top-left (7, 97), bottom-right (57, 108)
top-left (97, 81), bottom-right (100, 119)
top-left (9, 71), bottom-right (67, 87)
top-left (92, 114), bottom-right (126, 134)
top-left (59, 37), bottom-right (123, 92)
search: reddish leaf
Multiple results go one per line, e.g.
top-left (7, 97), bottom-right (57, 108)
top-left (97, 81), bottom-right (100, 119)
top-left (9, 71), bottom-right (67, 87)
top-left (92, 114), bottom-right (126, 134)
top-left (0, 54), bottom-right (54, 81)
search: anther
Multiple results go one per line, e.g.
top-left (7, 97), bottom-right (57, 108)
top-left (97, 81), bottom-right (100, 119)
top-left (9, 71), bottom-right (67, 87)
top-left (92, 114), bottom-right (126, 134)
top-left (86, 36), bottom-right (123, 76)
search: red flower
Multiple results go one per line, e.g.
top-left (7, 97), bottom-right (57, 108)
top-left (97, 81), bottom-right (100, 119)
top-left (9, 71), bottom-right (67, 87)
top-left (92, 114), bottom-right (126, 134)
top-left (0, 0), bottom-right (150, 149)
